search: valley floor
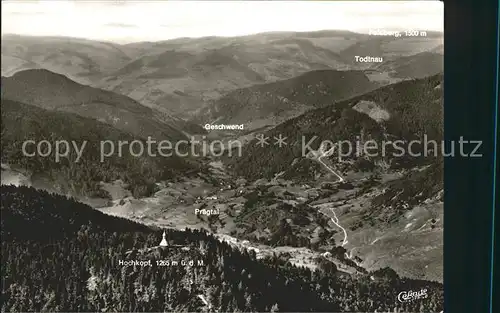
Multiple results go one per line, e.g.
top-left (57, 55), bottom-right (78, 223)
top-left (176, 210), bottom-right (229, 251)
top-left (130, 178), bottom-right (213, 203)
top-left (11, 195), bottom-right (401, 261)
top-left (94, 160), bottom-right (443, 283)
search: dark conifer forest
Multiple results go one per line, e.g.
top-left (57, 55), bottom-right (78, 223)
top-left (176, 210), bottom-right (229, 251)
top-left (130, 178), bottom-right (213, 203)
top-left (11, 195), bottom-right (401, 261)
top-left (1, 185), bottom-right (443, 312)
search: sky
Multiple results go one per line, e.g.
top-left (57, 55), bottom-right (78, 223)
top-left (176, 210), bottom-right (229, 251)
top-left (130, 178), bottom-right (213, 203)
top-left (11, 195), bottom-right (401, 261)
top-left (2, 1), bottom-right (443, 44)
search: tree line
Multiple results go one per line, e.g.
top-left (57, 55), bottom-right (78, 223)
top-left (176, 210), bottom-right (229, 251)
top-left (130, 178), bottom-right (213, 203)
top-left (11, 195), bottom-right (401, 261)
top-left (1, 185), bottom-right (443, 312)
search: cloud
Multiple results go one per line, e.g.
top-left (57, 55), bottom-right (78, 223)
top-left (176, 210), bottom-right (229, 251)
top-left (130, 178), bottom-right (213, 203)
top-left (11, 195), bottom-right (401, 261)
top-left (8, 11), bottom-right (45, 16)
top-left (160, 23), bottom-right (194, 29)
top-left (108, 1), bottom-right (129, 6)
top-left (1, 0), bottom-right (443, 43)
top-left (104, 23), bottom-right (138, 29)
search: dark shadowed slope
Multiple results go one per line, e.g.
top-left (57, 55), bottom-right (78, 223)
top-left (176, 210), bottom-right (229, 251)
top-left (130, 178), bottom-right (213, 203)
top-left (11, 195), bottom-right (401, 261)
top-left (1, 69), bottom-right (205, 139)
top-left (1, 100), bottom-right (199, 198)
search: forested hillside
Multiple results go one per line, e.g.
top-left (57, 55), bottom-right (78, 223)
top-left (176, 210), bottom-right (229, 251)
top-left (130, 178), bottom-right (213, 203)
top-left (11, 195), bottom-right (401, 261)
top-left (1, 100), bottom-right (200, 198)
top-left (193, 69), bottom-right (376, 129)
top-left (226, 73), bottom-right (443, 180)
top-left (375, 52), bottom-right (443, 79)
top-left (1, 69), bottom-right (205, 138)
top-left (1, 185), bottom-right (443, 312)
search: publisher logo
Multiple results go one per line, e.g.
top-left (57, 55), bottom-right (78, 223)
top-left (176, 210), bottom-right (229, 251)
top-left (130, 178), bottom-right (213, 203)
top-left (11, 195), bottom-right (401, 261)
top-left (397, 288), bottom-right (429, 303)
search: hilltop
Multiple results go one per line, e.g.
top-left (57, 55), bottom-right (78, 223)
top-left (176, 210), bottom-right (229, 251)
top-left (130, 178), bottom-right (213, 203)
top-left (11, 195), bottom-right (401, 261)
top-left (1, 69), bottom-right (205, 139)
top-left (1, 185), bottom-right (444, 312)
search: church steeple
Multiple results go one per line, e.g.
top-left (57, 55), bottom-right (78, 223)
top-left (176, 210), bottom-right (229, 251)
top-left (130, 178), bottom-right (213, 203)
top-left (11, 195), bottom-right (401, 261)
top-left (159, 231), bottom-right (168, 247)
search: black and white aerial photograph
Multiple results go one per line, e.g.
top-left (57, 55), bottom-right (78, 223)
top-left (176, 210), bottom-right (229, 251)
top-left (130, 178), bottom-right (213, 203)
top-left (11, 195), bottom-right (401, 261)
top-left (1, 1), bottom-right (444, 312)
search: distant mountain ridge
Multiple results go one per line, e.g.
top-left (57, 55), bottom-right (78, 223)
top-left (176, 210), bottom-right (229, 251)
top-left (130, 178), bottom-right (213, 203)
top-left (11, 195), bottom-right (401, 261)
top-left (375, 52), bottom-right (443, 79)
top-left (2, 31), bottom-right (443, 118)
top-left (193, 69), bottom-right (377, 130)
top-left (1, 34), bottom-right (132, 84)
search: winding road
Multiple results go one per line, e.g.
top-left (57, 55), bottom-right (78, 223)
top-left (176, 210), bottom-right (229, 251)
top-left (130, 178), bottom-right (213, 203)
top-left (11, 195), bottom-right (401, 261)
top-left (314, 145), bottom-right (360, 263)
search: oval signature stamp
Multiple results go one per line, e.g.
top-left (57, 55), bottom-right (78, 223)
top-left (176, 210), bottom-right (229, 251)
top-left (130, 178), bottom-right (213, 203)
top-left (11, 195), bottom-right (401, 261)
top-left (397, 288), bottom-right (429, 303)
